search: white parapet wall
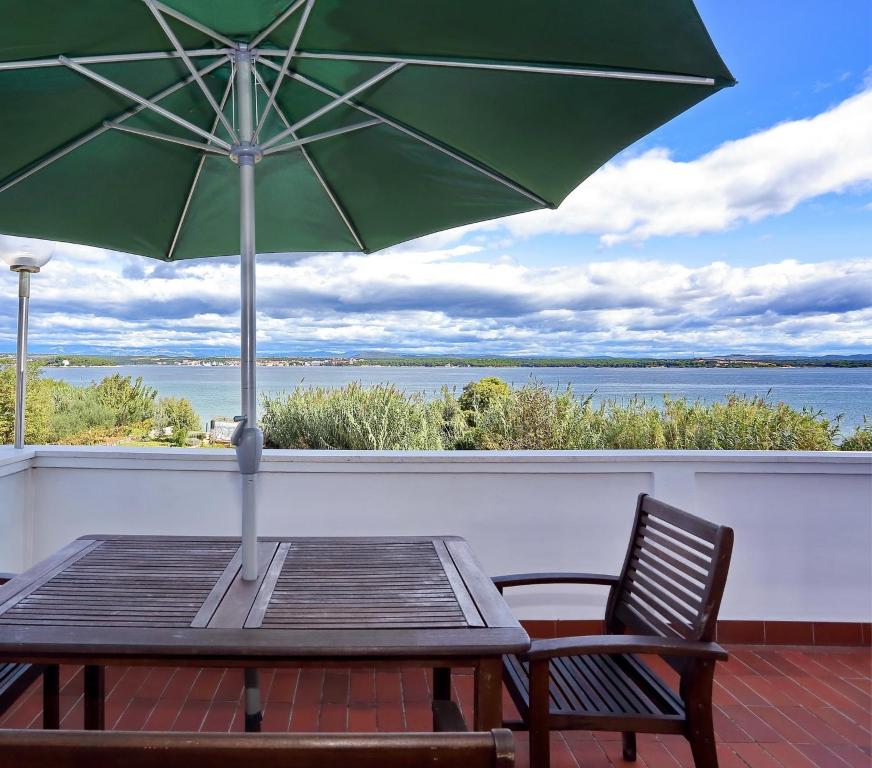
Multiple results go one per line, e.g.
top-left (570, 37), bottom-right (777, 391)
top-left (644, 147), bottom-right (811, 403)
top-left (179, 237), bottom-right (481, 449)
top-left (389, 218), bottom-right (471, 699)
top-left (0, 447), bottom-right (870, 622)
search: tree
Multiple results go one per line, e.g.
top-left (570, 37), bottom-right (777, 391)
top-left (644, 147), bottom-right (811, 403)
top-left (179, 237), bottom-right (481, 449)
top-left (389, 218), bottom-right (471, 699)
top-left (154, 397), bottom-right (201, 444)
top-left (458, 376), bottom-right (511, 423)
top-left (0, 363), bottom-right (54, 445)
top-left (94, 374), bottom-right (156, 426)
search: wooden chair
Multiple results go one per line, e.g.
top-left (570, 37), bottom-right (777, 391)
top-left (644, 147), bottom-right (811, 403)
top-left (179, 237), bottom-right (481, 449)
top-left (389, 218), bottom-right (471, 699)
top-left (0, 728), bottom-right (515, 768)
top-left (0, 574), bottom-right (56, 726)
top-left (494, 494), bottom-right (733, 768)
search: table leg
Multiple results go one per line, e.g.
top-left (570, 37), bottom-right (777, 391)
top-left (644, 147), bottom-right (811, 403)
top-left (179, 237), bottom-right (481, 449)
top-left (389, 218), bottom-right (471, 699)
top-left (432, 667), bottom-right (452, 730)
top-left (474, 657), bottom-right (503, 730)
top-left (84, 665), bottom-right (105, 730)
top-left (244, 668), bottom-right (262, 732)
top-left (42, 664), bottom-right (60, 729)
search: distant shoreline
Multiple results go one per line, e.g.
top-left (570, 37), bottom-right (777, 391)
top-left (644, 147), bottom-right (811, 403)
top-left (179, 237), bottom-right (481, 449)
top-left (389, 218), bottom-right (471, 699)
top-left (6, 355), bottom-right (871, 369)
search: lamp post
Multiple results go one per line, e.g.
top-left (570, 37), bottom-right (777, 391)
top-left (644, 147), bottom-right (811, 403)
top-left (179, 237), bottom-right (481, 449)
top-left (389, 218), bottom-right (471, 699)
top-left (2, 247), bottom-right (53, 448)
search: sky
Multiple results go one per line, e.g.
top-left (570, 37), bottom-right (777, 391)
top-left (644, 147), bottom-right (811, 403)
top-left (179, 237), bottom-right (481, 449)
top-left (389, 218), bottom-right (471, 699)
top-left (1, 0), bottom-right (871, 358)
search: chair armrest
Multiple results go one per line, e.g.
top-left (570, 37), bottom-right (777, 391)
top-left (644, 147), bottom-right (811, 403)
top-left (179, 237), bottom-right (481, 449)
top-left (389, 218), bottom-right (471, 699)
top-left (524, 634), bottom-right (728, 661)
top-left (0, 573), bottom-right (16, 586)
top-left (492, 572), bottom-right (620, 591)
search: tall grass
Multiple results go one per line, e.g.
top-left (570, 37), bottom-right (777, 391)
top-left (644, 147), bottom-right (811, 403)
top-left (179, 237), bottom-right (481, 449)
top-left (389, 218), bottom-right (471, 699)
top-left (261, 382), bottom-right (443, 450)
top-left (261, 378), bottom-right (855, 451)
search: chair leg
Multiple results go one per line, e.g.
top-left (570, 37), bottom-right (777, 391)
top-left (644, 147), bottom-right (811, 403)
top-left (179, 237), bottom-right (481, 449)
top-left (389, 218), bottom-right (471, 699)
top-left (622, 732), bottom-right (637, 761)
top-left (685, 660), bottom-right (718, 768)
top-left (688, 714), bottom-right (718, 768)
top-left (83, 665), bottom-right (105, 731)
top-left (42, 665), bottom-right (60, 730)
top-left (432, 667), bottom-right (452, 731)
top-left (527, 659), bottom-right (551, 768)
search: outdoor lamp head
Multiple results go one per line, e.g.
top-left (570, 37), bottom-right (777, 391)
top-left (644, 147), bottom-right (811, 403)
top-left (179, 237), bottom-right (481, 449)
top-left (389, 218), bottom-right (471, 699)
top-left (0, 237), bottom-right (54, 273)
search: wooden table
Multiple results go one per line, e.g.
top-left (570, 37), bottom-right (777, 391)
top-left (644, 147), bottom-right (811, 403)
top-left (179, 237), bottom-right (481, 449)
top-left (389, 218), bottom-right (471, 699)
top-left (0, 535), bottom-right (529, 731)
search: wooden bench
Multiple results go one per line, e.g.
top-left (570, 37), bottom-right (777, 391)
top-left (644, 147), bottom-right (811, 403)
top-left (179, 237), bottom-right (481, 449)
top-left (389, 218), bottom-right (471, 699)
top-left (0, 728), bottom-right (514, 768)
top-left (494, 494), bottom-right (733, 768)
top-left (0, 573), bottom-right (55, 725)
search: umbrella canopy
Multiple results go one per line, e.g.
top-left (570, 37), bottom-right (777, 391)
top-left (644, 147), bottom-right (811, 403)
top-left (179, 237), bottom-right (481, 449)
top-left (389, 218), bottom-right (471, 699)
top-left (0, 1), bottom-right (734, 258)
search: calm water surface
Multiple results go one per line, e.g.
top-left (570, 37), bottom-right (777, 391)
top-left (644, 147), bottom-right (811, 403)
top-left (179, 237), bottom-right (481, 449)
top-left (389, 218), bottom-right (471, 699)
top-left (42, 365), bottom-right (871, 434)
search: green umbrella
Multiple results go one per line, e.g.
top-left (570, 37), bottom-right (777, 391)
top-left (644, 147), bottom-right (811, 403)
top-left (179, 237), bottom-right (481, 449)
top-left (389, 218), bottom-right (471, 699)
top-left (0, 0), bottom-right (733, 579)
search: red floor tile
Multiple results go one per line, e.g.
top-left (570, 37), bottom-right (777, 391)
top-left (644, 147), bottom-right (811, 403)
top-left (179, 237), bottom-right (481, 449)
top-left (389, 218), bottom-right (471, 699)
top-left (0, 645), bottom-right (869, 768)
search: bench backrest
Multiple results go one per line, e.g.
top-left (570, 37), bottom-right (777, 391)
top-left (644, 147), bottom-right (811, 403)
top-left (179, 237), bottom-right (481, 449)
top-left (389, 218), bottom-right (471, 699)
top-left (0, 728), bottom-right (515, 768)
top-left (606, 494), bottom-right (733, 644)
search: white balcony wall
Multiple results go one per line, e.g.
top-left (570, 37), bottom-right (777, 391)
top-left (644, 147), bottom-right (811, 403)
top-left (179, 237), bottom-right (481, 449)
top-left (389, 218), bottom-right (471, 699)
top-left (1, 447), bottom-right (869, 622)
top-left (0, 449), bottom-right (33, 574)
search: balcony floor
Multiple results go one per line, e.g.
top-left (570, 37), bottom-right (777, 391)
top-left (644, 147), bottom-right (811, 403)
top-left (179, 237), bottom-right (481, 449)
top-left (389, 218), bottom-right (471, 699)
top-left (0, 645), bottom-right (869, 767)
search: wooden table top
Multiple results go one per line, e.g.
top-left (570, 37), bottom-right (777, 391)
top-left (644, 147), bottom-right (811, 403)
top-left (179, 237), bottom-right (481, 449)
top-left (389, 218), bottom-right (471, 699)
top-left (0, 536), bottom-right (529, 663)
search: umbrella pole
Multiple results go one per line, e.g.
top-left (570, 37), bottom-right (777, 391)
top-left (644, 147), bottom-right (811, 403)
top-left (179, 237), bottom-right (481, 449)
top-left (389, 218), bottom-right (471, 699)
top-left (234, 44), bottom-right (264, 733)
top-left (13, 271), bottom-right (30, 449)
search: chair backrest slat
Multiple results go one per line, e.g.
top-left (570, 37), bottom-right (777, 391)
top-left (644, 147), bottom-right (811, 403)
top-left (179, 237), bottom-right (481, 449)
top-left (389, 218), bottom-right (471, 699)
top-left (608, 494), bottom-right (733, 644)
top-left (0, 729), bottom-right (515, 768)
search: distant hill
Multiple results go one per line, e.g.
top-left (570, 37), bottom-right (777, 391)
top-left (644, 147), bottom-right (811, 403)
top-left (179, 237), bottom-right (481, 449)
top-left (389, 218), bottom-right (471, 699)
top-left (4, 353), bottom-right (869, 368)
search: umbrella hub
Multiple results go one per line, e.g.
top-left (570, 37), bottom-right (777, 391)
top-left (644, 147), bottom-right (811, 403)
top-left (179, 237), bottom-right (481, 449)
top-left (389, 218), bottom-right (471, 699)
top-left (229, 141), bottom-right (264, 165)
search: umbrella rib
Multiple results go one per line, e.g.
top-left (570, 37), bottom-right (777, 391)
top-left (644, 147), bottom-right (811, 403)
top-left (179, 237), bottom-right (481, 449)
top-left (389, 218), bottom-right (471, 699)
top-left (260, 62), bottom-right (404, 151)
top-left (252, 69), bottom-right (366, 252)
top-left (250, 0), bottom-right (308, 47)
top-left (145, 0), bottom-right (237, 48)
top-left (259, 61), bottom-right (552, 209)
top-left (167, 74), bottom-right (236, 261)
top-left (263, 119), bottom-right (380, 155)
top-left (265, 50), bottom-right (718, 86)
top-left (59, 56), bottom-right (233, 151)
top-left (254, 0), bottom-right (316, 142)
top-left (144, 0), bottom-right (240, 143)
top-left (103, 121), bottom-right (230, 155)
top-left (0, 58), bottom-right (228, 196)
top-left (0, 49), bottom-right (230, 71)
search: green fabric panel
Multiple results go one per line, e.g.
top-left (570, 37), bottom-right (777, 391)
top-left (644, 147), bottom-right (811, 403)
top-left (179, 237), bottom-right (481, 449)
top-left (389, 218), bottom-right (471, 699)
top-left (351, 66), bottom-right (722, 204)
top-left (163, 0), bottom-right (299, 41)
top-left (285, 0), bottom-right (733, 82)
top-left (305, 124), bottom-right (538, 253)
top-left (172, 149), bottom-right (360, 260)
top-left (0, 1), bottom-right (208, 61)
top-left (0, 129), bottom-right (204, 258)
top-left (0, 58), bottom-right (214, 182)
top-left (270, 72), bottom-right (379, 140)
top-left (0, 69), bottom-right (231, 258)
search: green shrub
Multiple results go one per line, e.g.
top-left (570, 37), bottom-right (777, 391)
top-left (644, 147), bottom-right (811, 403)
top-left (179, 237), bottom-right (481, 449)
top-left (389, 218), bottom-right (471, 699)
top-left (659, 395), bottom-right (837, 450)
top-left (1, 366), bottom-right (161, 446)
top-left (840, 418), bottom-right (872, 451)
top-left (449, 379), bottom-right (841, 451)
top-left (459, 376), bottom-right (511, 421)
top-left (48, 380), bottom-right (117, 441)
top-left (154, 397), bottom-right (201, 433)
top-left (0, 363), bottom-right (54, 444)
top-left (427, 386), bottom-right (470, 449)
top-left (262, 382), bottom-right (443, 450)
top-left (94, 374), bottom-right (156, 426)
top-left (470, 380), bottom-right (596, 449)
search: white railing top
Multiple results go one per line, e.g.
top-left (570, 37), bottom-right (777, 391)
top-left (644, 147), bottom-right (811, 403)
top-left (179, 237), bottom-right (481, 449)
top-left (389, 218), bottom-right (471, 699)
top-left (1, 445), bottom-right (869, 477)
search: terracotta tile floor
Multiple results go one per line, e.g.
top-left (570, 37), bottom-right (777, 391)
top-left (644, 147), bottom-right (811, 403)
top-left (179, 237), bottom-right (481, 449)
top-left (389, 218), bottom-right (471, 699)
top-left (1, 645), bottom-right (869, 767)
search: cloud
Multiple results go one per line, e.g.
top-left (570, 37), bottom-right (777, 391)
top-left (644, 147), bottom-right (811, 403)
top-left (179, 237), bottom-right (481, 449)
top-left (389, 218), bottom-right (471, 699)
top-left (492, 87), bottom-right (872, 245)
top-left (1, 241), bottom-right (869, 356)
